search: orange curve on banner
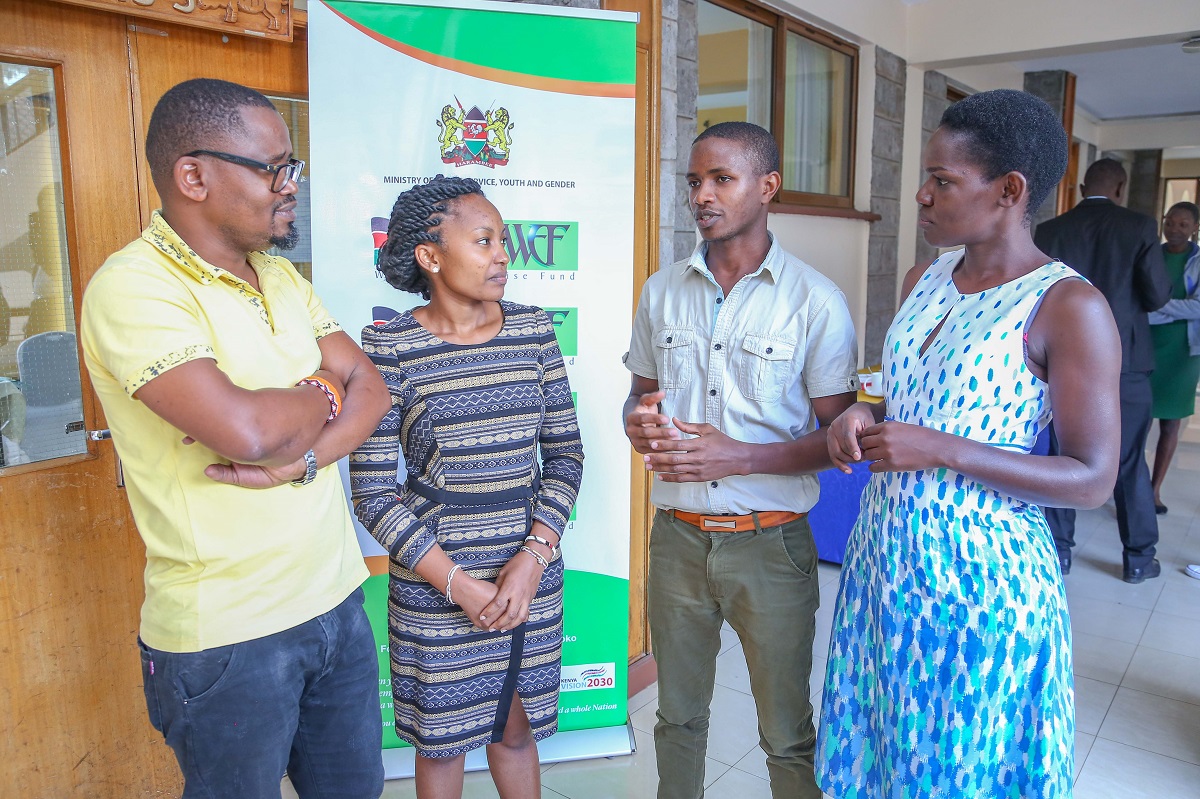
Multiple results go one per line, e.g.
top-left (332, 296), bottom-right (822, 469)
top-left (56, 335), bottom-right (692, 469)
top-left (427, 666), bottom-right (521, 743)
top-left (328, 5), bottom-right (635, 99)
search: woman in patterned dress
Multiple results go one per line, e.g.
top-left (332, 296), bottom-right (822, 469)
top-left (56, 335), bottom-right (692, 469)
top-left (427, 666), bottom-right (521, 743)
top-left (350, 176), bottom-right (583, 798)
top-left (817, 90), bottom-right (1121, 798)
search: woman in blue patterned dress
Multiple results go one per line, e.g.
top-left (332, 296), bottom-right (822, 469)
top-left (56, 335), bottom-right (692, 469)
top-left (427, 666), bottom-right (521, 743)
top-left (817, 90), bottom-right (1122, 798)
top-left (350, 176), bottom-right (583, 798)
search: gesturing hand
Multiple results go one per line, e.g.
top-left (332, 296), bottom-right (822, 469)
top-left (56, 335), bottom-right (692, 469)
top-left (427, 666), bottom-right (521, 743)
top-left (642, 418), bottom-right (747, 483)
top-left (624, 390), bottom-right (681, 454)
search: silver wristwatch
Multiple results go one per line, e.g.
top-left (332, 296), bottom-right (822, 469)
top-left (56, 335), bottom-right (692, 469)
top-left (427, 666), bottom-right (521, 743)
top-left (292, 449), bottom-right (318, 486)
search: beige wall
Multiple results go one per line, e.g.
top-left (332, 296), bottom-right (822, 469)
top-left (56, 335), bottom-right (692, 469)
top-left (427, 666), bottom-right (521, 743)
top-left (1164, 159), bottom-right (1200, 178)
top-left (768, 213), bottom-right (870, 363)
top-left (906, 0), bottom-right (1200, 68)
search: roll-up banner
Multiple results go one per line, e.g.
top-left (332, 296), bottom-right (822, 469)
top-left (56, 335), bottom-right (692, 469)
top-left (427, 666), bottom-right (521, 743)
top-left (309, 0), bottom-right (637, 777)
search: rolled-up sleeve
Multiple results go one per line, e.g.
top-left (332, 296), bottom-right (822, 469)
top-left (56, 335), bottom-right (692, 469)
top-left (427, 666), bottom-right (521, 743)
top-left (801, 287), bottom-right (860, 398)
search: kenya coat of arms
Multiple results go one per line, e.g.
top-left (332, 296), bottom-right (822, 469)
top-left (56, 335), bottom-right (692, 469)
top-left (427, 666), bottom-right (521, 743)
top-left (437, 100), bottom-right (514, 168)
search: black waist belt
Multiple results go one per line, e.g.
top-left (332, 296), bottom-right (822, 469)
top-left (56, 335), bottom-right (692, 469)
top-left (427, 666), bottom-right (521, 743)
top-left (406, 476), bottom-right (539, 507)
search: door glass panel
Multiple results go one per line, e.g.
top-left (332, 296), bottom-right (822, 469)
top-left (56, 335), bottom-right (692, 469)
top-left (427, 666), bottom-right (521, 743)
top-left (0, 63), bottom-right (85, 466)
top-left (268, 96), bottom-right (311, 282)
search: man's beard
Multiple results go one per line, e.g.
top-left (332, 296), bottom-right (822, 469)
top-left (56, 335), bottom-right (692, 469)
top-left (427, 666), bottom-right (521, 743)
top-left (269, 222), bottom-right (300, 251)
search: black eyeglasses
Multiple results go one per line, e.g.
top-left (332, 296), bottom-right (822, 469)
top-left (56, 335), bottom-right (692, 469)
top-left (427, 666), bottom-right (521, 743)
top-left (185, 149), bottom-right (306, 193)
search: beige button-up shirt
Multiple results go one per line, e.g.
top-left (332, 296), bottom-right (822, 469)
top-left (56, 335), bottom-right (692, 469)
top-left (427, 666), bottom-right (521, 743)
top-left (624, 235), bottom-right (858, 515)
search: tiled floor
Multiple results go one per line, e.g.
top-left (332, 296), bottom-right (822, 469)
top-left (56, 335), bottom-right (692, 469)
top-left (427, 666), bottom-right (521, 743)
top-left (292, 432), bottom-right (1200, 798)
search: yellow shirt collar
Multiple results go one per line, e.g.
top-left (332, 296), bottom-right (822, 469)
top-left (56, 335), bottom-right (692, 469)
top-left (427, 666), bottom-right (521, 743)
top-left (141, 210), bottom-right (280, 289)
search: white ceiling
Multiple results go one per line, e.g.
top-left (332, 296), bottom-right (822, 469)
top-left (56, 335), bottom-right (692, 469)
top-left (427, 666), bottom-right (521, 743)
top-left (1000, 42), bottom-right (1200, 121)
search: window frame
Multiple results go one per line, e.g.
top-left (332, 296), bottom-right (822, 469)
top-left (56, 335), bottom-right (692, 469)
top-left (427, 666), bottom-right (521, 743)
top-left (700, 0), bottom-right (860, 212)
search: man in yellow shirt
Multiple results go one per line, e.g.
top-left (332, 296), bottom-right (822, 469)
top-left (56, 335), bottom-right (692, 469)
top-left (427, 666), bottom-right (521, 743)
top-left (81, 78), bottom-right (390, 797)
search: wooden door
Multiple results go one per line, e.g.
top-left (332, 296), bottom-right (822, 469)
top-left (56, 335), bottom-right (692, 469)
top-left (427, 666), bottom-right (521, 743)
top-left (0, 3), bottom-right (308, 795)
top-left (0, 2), bottom-right (177, 795)
top-left (604, 0), bottom-right (660, 680)
top-left (127, 17), bottom-right (309, 228)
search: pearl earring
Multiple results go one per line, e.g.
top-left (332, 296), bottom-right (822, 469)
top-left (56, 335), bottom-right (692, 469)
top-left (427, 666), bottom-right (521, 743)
top-left (431, 266), bottom-right (440, 273)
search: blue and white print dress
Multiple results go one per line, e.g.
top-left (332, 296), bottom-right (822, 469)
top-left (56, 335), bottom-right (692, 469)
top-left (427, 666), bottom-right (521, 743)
top-left (818, 251), bottom-right (1079, 799)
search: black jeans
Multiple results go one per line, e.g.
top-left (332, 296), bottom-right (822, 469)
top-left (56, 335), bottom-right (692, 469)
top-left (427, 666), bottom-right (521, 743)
top-left (139, 587), bottom-right (384, 798)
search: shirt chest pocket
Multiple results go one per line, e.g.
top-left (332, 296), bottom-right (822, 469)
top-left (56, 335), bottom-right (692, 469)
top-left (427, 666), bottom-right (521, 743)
top-left (736, 334), bottom-right (795, 401)
top-left (653, 326), bottom-right (694, 390)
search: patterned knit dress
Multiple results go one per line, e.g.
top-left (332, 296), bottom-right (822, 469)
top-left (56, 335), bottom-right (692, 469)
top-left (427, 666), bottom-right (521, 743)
top-left (818, 251), bottom-right (1079, 798)
top-left (350, 301), bottom-right (583, 758)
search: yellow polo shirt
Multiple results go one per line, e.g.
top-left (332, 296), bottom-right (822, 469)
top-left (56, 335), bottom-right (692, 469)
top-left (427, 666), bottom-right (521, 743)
top-left (81, 212), bottom-right (367, 653)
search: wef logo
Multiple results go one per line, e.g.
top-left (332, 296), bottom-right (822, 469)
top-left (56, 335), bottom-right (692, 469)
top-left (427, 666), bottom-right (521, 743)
top-left (368, 218), bottom-right (577, 273)
top-left (505, 221), bottom-right (578, 271)
top-left (546, 307), bottom-right (578, 357)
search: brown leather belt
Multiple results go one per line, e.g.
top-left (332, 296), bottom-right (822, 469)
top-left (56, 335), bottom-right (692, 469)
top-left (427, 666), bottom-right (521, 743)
top-left (670, 509), bottom-right (804, 532)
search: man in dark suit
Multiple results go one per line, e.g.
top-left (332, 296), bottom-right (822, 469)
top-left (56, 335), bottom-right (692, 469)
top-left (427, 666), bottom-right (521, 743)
top-left (1035, 158), bottom-right (1172, 583)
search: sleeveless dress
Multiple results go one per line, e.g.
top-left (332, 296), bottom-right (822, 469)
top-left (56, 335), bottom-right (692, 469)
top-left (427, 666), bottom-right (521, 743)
top-left (350, 301), bottom-right (583, 759)
top-left (817, 251), bottom-right (1078, 799)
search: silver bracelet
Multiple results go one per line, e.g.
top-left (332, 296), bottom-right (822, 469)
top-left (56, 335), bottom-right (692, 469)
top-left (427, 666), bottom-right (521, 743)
top-left (523, 534), bottom-right (560, 561)
top-left (444, 564), bottom-right (462, 605)
top-left (519, 545), bottom-right (549, 569)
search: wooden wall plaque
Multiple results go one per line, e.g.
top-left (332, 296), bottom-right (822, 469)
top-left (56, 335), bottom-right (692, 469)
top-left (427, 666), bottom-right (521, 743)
top-left (47, 0), bottom-right (294, 42)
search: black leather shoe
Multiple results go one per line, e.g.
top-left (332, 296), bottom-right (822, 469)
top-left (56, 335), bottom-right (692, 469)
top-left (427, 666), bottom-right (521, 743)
top-left (1123, 559), bottom-right (1161, 584)
top-left (1059, 553), bottom-right (1071, 575)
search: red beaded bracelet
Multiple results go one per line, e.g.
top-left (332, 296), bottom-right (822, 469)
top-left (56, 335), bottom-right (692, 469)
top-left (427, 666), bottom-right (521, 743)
top-left (296, 375), bottom-right (342, 421)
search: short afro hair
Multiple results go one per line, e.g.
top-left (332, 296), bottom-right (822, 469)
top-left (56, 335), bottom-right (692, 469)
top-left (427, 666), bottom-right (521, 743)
top-left (939, 89), bottom-right (1067, 221)
top-left (377, 175), bottom-right (484, 299)
top-left (146, 78), bottom-right (276, 189)
top-left (1082, 158), bottom-right (1127, 193)
top-left (1167, 201), bottom-right (1200, 226)
top-left (693, 121), bottom-right (780, 176)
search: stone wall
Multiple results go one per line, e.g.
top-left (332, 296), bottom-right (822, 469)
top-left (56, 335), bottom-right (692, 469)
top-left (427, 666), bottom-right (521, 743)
top-left (864, 47), bottom-right (907, 364)
top-left (666, 0), bottom-right (700, 266)
top-left (914, 71), bottom-right (952, 272)
top-left (1127, 149), bottom-right (1163, 220)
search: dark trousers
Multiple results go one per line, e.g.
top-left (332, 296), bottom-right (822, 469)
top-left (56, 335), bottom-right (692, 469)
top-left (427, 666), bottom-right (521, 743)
top-left (648, 510), bottom-right (822, 799)
top-left (139, 587), bottom-right (384, 799)
top-left (1045, 371), bottom-right (1159, 570)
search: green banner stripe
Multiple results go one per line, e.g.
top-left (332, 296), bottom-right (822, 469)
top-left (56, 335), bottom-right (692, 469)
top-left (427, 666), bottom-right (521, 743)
top-left (325, 1), bottom-right (635, 86)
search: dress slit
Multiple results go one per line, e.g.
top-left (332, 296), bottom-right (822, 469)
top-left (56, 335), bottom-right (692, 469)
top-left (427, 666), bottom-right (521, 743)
top-left (489, 622), bottom-right (526, 743)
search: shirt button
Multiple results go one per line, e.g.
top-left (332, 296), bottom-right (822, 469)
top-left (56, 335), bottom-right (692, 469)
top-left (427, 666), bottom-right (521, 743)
top-left (666, 336), bottom-right (673, 343)
top-left (766, 347), bottom-right (773, 354)
top-left (710, 481), bottom-right (718, 488)
top-left (714, 343), bottom-right (722, 351)
top-left (716, 297), bottom-right (723, 304)
top-left (709, 389), bottom-right (716, 396)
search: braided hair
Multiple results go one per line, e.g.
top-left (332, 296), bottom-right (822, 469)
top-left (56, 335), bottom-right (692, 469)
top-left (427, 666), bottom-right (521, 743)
top-left (377, 175), bottom-right (484, 298)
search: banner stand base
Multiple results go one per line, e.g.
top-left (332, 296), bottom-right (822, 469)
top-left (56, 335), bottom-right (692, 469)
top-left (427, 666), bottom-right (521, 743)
top-left (382, 721), bottom-right (636, 780)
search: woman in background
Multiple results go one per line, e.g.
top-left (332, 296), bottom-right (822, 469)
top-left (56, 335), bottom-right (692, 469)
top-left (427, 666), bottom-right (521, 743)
top-left (818, 90), bottom-right (1121, 798)
top-left (351, 175), bottom-right (583, 799)
top-left (1148, 201), bottom-right (1200, 517)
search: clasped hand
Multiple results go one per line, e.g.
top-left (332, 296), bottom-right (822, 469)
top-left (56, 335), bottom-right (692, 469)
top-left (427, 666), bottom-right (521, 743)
top-left (827, 402), bottom-right (945, 474)
top-left (455, 547), bottom-right (548, 634)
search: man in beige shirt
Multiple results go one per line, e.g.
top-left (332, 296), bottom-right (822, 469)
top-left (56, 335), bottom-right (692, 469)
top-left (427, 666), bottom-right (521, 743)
top-left (622, 122), bottom-right (858, 799)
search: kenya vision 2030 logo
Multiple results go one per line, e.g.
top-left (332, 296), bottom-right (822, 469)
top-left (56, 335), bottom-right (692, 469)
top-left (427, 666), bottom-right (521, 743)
top-left (437, 99), bottom-right (514, 169)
